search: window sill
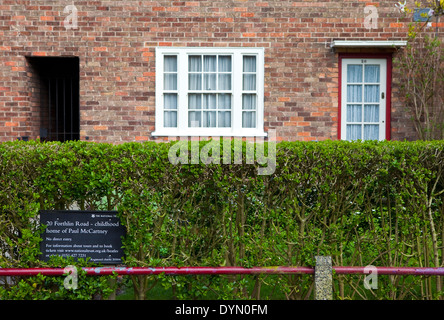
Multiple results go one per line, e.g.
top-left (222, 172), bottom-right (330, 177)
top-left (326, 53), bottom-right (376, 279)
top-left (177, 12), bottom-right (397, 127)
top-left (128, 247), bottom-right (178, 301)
top-left (151, 129), bottom-right (268, 138)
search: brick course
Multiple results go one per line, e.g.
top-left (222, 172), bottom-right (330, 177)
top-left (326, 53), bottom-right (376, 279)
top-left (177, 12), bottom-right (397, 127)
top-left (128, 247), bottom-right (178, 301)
top-left (0, 0), bottom-right (441, 142)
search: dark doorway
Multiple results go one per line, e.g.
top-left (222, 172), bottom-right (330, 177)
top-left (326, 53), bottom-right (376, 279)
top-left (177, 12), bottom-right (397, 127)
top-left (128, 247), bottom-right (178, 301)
top-left (27, 57), bottom-right (80, 142)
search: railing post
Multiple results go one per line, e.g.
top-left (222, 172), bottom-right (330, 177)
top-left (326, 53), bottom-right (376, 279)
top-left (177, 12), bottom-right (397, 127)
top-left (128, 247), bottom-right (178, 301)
top-left (315, 256), bottom-right (333, 300)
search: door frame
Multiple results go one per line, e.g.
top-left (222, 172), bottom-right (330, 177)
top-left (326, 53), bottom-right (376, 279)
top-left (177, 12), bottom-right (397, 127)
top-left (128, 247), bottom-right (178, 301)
top-left (338, 53), bottom-right (392, 141)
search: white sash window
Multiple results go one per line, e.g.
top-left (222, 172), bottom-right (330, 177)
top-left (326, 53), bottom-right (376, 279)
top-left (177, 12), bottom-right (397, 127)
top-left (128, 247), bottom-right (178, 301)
top-left (154, 47), bottom-right (265, 137)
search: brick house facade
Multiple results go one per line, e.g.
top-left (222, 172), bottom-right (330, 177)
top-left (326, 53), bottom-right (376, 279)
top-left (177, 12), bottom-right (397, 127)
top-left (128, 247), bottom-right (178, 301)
top-left (0, 1), bottom-right (442, 143)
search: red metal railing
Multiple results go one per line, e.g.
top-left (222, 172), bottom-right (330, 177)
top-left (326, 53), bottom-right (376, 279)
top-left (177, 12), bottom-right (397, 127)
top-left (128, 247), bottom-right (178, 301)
top-left (1, 266), bottom-right (444, 276)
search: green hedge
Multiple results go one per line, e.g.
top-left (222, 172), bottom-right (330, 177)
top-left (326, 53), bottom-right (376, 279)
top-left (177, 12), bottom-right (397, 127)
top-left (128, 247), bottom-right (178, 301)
top-left (0, 139), bottom-right (443, 300)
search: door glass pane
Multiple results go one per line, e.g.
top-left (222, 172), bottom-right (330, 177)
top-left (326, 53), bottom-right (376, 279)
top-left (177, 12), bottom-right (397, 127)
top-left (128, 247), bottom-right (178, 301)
top-left (346, 105), bottom-right (361, 122)
top-left (346, 124), bottom-right (362, 140)
top-left (347, 85), bottom-right (362, 102)
top-left (364, 65), bottom-right (380, 83)
top-left (364, 85), bottom-right (379, 103)
top-left (364, 125), bottom-right (379, 140)
top-left (347, 65), bottom-right (362, 83)
top-left (364, 105), bottom-right (379, 122)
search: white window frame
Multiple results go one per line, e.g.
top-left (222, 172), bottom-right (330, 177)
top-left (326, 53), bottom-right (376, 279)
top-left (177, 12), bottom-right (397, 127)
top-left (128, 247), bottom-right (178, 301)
top-left (340, 58), bottom-right (387, 141)
top-left (153, 47), bottom-right (266, 137)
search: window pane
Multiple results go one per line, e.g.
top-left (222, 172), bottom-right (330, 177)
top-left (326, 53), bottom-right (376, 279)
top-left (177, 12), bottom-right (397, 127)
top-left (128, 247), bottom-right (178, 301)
top-left (164, 56), bottom-right (177, 72)
top-left (364, 105), bottom-right (379, 122)
top-left (218, 94), bottom-right (231, 109)
top-left (218, 56), bottom-right (232, 72)
top-left (346, 124), bottom-right (362, 140)
top-left (218, 111), bottom-right (231, 127)
top-left (164, 111), bottom-right (177, 127)
top-left (347, 65), bottom-right (362, 83)
top-left (189, 56), bottom-right (202, 72)
top-left (242, 111), bottom-right (256, 128)
top-left (364, 85), bottom-right (379, 103)
top-left (364, 124), bottom-right (379, 140)
top-left (189, 74), bottom-right (202, 90)
top-left (218, 74), bottom-right (231, 90)
top-left (243, 74), bottom-right (256, 91)
top-left (189, 111), bottom-right (201, 127)
top-left (164, 74), bottom-right (177, 90)
top-left (203, 111), bottom-right (216, 127)
top-left (347, 85), bottom-right (362, 103)
top-left (164, 94), bottom-right (177, 109)
top-left (243, 56), bottom-right (256, 72)
top-left (204, 55), bottom-right (216, 72)
top-left (188, 94), bottom-right (201, 109)
top-left (203, 94), bottom-right (216, 109)
top-left (203, 74), bottom-right (216, 90)
top-left (243, 94), bottom-right (256, 110)
top-left (347, 104), bottom-right (361, 122)
top-left (364, 65), bottom-right (380, 83)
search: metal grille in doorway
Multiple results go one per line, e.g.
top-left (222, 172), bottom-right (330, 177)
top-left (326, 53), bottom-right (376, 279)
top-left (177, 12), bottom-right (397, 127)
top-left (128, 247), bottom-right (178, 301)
top-left (40, 76), bottom-right (80, 142)
top-left (27, 56), bottom-right (80, 143)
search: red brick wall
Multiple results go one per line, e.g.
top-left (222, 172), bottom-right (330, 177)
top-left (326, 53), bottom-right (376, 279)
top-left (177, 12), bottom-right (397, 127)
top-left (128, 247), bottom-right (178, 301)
top-left (0, 0), bottom-right (441, 143)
